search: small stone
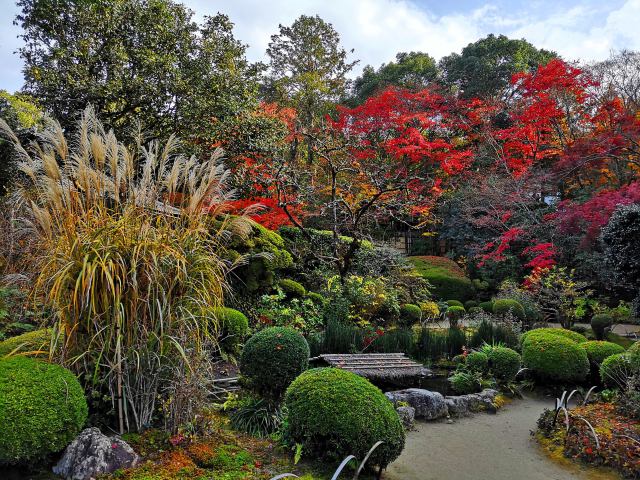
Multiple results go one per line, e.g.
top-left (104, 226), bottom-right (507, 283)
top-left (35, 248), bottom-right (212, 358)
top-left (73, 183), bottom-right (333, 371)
top-left (53, 427), bottom-right (140, 480)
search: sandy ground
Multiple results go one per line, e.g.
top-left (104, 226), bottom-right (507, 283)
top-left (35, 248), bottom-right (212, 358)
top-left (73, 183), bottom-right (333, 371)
top-left (384, 394), bottom-right (620, 480)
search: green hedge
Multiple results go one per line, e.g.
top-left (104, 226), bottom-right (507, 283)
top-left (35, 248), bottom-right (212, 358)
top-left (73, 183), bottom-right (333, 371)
top-left (493, 299), bottom-right (526, 321)
top-left (240, 327), bottom-right (309, 398)
top-left (447, 300), bottom-right (464, 308)
top-left (0, 357), bottom-right (87, 463)
top-left (488, 346), bottom-right (521, 381)
top-left (0, 329), bottom-right (52, 358)
top-left (522, 332), bottom-right (589, 383)
top-left (307, 292), bottom-right (325, 305)
top-left (521, 328), bottom-right (588, 345)
top-left (580, 341), bottom-right (625, 365)
top-left (284, 368), bottom-right (404, 468)
top-left (479, 301), bottom-right (494, 313)
top-left (464, 300), bottom-right (478, 310)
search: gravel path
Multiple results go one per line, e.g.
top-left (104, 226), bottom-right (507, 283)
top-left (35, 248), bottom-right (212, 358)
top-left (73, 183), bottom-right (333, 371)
top-left (384, 394), bottom-right (620, 480)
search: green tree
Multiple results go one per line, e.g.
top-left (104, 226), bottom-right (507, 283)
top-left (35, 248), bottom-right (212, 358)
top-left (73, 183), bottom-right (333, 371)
top-left (348, 51), bottom-right (438, 105)
top-left (439, 34), bottom-right (556, 99)
top-left (264, 15), bottom-right (357, 162)
top-left (0, 90), bottom-right (42, 193)
top-left (15, 0), bottom-right (261, 152)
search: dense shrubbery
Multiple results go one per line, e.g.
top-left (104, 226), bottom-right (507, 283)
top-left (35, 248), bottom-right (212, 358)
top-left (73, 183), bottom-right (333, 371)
top-left (466, 351), bottom-right (489, 373)
top-left (449, 370), bottom-right (481, 394)
top-left (0, 328), bottom-right (51, 357)
top-left (240, 327), bottom-right (309, 398)
top-left (579, 340), bottom-right (625, 365)
top-left (408, 256), bottom-right (473, 301)
top-left (493, 299), bottom-right (526, 321)
top-left (590, 314), bottom-right (613, 340)
top-left (599, 353), bottom-right (631, 388)
top-left (479, 301), bottom-right (494, 313)
top-left (0, 357), bottom-right (87, 463)
top-left (284, 368), bottom-right (405, 468)
top-left (488, 346), bottom-right (521, 381)
top-left (445, 306), bottom-right (465, 327)
top-left (447, 300), bottom-right (464, 308)
top-left (419, 301), bottom-right (440, 320)
top-left (522, 331), bottom-right (589, 382)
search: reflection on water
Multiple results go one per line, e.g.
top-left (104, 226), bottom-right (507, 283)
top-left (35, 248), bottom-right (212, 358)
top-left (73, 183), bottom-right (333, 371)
top-left (1, 466), bottom-right (59, 480)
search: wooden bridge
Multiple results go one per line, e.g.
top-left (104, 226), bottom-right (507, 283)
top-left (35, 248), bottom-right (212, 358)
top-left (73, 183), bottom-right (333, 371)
top-left (310, 353), bottom-right (425, 382)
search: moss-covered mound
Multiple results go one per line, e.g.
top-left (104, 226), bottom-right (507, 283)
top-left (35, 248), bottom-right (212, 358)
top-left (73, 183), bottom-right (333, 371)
top-left (408, 256), bottom-right (473, 301)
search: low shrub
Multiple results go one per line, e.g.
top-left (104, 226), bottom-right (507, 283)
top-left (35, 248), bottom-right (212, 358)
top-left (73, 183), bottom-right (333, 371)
top-left (278, 279), bottom-right (306, 298)
top-left (285, 368), bottom-right (405, 468)
top-left (464, 300), bottom-right (478, 310)
top-left (446, 306), bottom-right (466, 327)
top-left (447, 300), bottom-right (464, 308)
top-left (488, 346), bottom-right (521, 381)
top-left (228, 396), bottom-right (283, 437)
top-left (207, 307), bottom-right (249, 355)
top-left (399, 304), bottom-right (422, 326)
top-left (591, 314), bottom-right (613, 340)
top-left (449, 370), bottom-right (481, 394)
top-left (466, 351), bottom-right (489, 373)
top-left (0, 356), bottom-right (88, 463)
top-left (521, 327), bottom-right (588, 345)
top-left (493, 299), bottom-right (526, 321)
top-left (522, 332), bottom-right (589, 383)
top-left (599, 353), bottom-right (631, 388)
top-left (0, 329), bottom-right (52, 358)
top-left (580, 341), bottom-right (625, 365)
top-left (627, 341), bottom-right (640, 372)
top-left (240, 327), bottom-right (309, 398)
top-left (479, 301), bottom-right (494, 313)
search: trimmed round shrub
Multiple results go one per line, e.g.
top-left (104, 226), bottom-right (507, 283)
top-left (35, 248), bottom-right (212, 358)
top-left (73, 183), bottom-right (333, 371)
top-left (522, 332), bottom-right (589, 383)
top-left (479, 301), bottom-right (494, 313)
top-left (521, 327), bottom-right (588, 345)
top-left (447, 300), bottom-right (464, 308)
top-left (599, 353), bottom-right (631, 388)
top-left (0, 329), bottom-right (52, 358)
top-left (240, 327), bottom-right (309, 398)
top-left (445, 306), bottom-right (466, 327)
top-left (208, 307), bottom-right (249, 354)
top-left (285, 368), bottom-right (405, 468)
top-left (580, 341), bottom-right (625, 365)
top-left (626, 341), bottom-right (640, 372)
top-left (488, 346), bottom-right (521, 381)
top-left (307, 292), bottom-right (325, 305)
top-left (493, 299), bottom-right (526, 321)
top-left (449, 370), bottom-right (481, 394)
top-left (278, 279), bottom-right (306, 298)
top-left (591, 314), bottom-right (613, 340)
top-left (466, 351), bottom-right (489, 373)
top-left (0, 356), bottom-right (88, 463)
top-left (464, 300), bottom-right (478, 310)
top-left (399, 304), bottom-right (422, 326)
top-left (468, 306), bottom-right (482, 314)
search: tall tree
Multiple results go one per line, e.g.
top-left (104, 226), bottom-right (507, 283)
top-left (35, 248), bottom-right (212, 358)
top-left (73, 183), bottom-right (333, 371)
top-left (439, 34), bottom-right (556, 99)
top-left (264, 15), bottom-right (357, 162)
top-left (348, 51), bottom-right (439, 105)
top-left (15, 0), bottom-right (261, 151)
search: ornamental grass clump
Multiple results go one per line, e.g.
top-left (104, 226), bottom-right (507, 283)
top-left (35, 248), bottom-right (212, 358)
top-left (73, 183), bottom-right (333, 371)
top-left (1, 107), bottom-right (251, 433)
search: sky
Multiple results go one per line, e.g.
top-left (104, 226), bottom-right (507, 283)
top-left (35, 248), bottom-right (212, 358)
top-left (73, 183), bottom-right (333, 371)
top-left (1, 0), bottom-right (640, 92)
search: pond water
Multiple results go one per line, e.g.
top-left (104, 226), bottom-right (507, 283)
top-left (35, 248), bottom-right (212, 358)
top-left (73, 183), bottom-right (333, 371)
top-left (384, 393), bottom-right (621, 480)
top-left (0, 466), bottom-right (59, 480)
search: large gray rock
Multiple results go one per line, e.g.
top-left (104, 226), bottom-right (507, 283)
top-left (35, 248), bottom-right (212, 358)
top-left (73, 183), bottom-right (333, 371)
top-left (385, 388), bottom-right (447, 420)
top-left (396, 406), bottom-right (415, 429)
top-left (445, 389), bottom-right (500, 416)
top-left (53, 427), bottom-right (140, 480)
